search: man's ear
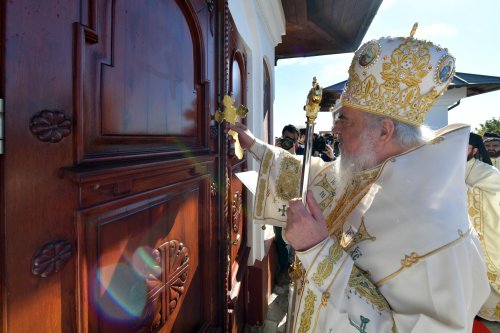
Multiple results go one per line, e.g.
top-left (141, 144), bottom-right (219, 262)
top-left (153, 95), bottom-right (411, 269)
top-left (378, 118), bottom-right (395, 145)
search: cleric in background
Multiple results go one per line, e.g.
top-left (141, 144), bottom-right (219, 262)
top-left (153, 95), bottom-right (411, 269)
top-left (467, 133), bottom-right (500, 322)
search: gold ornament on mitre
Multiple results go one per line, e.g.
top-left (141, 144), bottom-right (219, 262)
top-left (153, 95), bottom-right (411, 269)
top-left (338, 22), bottom-right (455, 126)
top-left (222, 95), bottom-right (249, 159)
top-left (304, 77), bottom-right (323, 124)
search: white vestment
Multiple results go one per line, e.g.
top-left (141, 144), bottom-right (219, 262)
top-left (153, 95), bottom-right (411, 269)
top-left (466, 158), bottom-right (500, 321)
top-left (249, 124), bottom-right (489, 333)
top-left (491, 156), bottom-right (499, 170)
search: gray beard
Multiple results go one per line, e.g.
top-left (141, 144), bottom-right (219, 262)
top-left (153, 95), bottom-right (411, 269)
top-left (335, 129), bottom-right (379, 196)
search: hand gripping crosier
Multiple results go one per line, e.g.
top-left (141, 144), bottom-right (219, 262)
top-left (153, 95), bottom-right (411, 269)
top-left (286, 77), bottom-right (323, 333)
top-left (222, 95), bottom-right (249, 159)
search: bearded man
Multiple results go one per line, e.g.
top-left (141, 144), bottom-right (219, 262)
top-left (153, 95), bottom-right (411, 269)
top-left (466, 133), bottom-right (500, 322)
top-left (484, 137), bottom-right (500, 169)
top-left (229, 27), bottom-right (489, 333)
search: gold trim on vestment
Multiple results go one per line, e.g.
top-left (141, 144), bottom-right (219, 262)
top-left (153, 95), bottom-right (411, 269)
top-left (311, 256), bottom-right (350, 333)
top-left (349, 266), bottom-right (390, 312)
top-left (298, 289), bottom-right (316, 333)
top-left (374, 228), bottom-right (472, 286)
top-left (468, 185), bottom-right (500, 294)
top-left (326, 168), bottom-right (381, 238)
top-left (275, 156), bottom-right (301, 201)
top-left (341, 216), bottom-right (376, 250)
top-left (311, 242), bottom-right (344, 286)
top-left (478, 301), bottom-right (500, 322)
top-left (255, 150), bottom-right (274, 218)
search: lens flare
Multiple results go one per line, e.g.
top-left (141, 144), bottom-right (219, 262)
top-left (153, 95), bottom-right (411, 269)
top-left (95, 246), bottom-right (164, 323)
top-left (96, 263), bottom-right (148, 321)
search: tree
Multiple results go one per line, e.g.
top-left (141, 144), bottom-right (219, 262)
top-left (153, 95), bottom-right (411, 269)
top-left (475, 117), bottom-right (500, 136)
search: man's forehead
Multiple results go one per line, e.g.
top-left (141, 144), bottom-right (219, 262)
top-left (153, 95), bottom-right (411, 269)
top-left (336, 106), bottom-right (366, 118)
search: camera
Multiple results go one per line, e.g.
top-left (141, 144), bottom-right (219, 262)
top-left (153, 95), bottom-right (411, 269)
top-left (312, 135), bottom-right (326, 153)
top-left (279, 136), bottom-right (296, 151)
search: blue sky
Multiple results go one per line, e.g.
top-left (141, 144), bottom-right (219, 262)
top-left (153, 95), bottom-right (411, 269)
top-left (274, 0), bottom-right (500, 136)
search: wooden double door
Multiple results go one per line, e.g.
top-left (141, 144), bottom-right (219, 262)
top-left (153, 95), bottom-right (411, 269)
top-left (0, 0), bottom-right (250, 332)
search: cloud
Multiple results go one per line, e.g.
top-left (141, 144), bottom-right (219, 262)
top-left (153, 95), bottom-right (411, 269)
top-left (316, 54), bottom-right (353, 84)
top-left (416, 24), bottom-right (458, 39)
top-left (276, 57), bottom-right (311, 67)
top-left (378, 0), bottom-right (397, 13)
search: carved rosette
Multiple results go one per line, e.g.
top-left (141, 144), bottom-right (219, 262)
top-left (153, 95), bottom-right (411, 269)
top-left (30, 110), bottom-right (72, 143)
top-left (31, 240), bottom-right (72, 278)
top-left (167, 240), bottom-right (190, 314)
top-left (131, 241), bottom-right (189, 331)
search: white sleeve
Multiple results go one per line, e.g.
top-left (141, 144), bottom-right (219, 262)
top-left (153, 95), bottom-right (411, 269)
top-left (248, 138), bottom-right (269, 161)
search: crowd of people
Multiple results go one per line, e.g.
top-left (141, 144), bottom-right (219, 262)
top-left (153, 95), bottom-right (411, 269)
top-left (275, 126), bottom-right (337, 162)
top-left (228, 25), bottom-right (499, 332)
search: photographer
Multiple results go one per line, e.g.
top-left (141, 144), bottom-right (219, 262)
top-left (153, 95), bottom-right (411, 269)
top-left (312, 133), bottom-right (335, 162)
top-left (295, 128), bottom-right (306, 155)
top-left (275, 124), bottom-right (299, 154)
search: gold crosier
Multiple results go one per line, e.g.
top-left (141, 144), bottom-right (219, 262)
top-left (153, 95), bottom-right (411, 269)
top-left (286, 77), bottom-right (323, 333)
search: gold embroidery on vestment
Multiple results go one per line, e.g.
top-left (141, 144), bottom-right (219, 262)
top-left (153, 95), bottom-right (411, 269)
top-left (349, 266), bottom-right (390, 312)
top-left (261, 150), bottom-right (273, 173)
top-left (256, 179), bottom-right (266, 216)
top-left (478, 301), bottom-right (500, 321)
top-left (468, 187), bottom-right (500, 293)
top-left (314, 174), bottom-right (336, 210)
top-left (275, 156), bottom-right (301, 201)
top-left (431, 136), bottom-right (444, 144)
top-left (298, 289), bottom-right (316, 333)
top-left (321, 291), bottom-right (330, 306)
top-left (311, 242), bottom-right (343, 286)
top-left (341, 216), bottom-right (376, 249)
top-left (326, 168), bottom-right (380, 235)
top-left (255, 150), bottom-right (274, 218)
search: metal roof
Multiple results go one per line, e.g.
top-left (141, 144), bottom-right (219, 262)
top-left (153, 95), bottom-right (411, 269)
top-left (449, 72), bottom-right (500, 97)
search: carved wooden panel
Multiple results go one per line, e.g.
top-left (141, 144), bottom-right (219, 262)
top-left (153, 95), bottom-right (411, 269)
top-left (77, 177), bottom-right (212, 333)
top-left (75, 0), bottom-right (210, 162)
top-left (2, 0), bottom-right (220, 333)
top-left (225, 14), bottom-right (249, 333)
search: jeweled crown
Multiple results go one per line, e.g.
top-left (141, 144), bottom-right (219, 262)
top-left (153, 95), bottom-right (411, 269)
top-left (340, 23), bottom-right (455, 126)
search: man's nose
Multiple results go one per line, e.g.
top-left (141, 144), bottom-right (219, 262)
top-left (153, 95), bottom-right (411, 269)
top-left (332, 124), bottom-right (340, 135)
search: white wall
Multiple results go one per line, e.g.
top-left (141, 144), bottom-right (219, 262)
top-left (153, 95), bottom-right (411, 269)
top-left (424, 87), bottom-right (467, 129)
top-left (228, 0), bottom-right (285, 264)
